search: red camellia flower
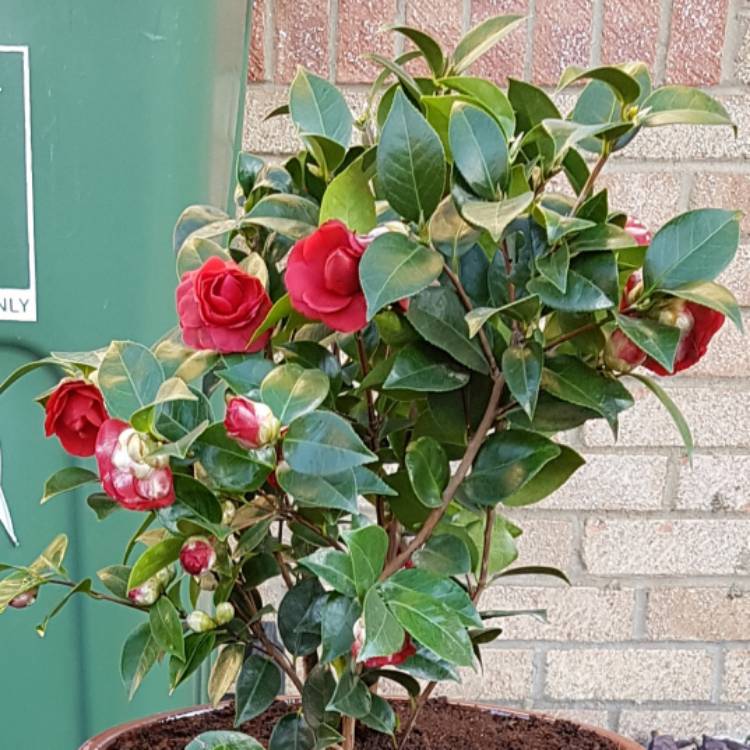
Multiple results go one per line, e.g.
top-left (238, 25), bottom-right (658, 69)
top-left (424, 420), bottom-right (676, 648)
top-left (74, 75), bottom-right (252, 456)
top-left (95, 419), bottom-right (175, 511)
top-left (176, 256), bottom-right (272, 354)
top-left (624, 216), bottom-right (653, 246)
top-left (44, 379), bottom-right (108, 457)
top-left (285, 220), bottom-right (367, 333)
top-left (224, 396), bottom-right (281, 450)
top-left (351, 618), bottom-right (417, 668)
top-left (179, 536), bottom-right (217, 576)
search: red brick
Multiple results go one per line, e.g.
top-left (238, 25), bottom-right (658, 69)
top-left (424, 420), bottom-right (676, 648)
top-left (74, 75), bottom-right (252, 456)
top-left (337, 0), bottom-right (398, 83)
top-left (666, 0), bottom-right (729, 85)
top-left (469, 0), bottom-right (528, 84)
top-left (248, 0), bottom-right (265, 81)
top-left (601, 0), bottom-right (660, 68)
top-left (274, 0), bottom-right (330, 83)
top-left (689, 172), bottom-right (750, 234)
top-left (532, 0), bottom-right (593, 85)
top-left (406, 0), bottom-right (464, 49)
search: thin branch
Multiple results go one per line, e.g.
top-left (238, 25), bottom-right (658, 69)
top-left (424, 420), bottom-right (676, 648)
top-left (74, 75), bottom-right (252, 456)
top-left (571, 146), bottom-right (611, 214)
top-left (380, 375), bottom-right (505, 580)
top-left (274, 551), bottom-right (295, 590)
top-left (544, 321), bottom-right (600, 351)
top-left (282, 510), bottom-right (345, 551)
top-left (398, 681), bottom-right (437, 749)
top-left (473, 507), bottom-right (496, 604)
top-left (48, 579), bottom-right (145, 612)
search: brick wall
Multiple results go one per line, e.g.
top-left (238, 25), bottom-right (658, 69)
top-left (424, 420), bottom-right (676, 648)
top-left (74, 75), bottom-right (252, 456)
top-left (243, 0), bottom-right (750, 742)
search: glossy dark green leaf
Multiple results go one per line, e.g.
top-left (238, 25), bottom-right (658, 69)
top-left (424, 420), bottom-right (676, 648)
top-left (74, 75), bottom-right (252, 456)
top-left (570, 223), bottom-right (638, 252)
top-left (195, 423), bottom-right (274, 493)
top-left (289, 68), bottom-right (352, 146)
top-left (186, 731), bottom-right (264, 750)
top-left (268, 714), bottom-right (316, 750)
top-left (461, 191), bottom-right (534, 242)
top-left (359, 694), bottom-right (397, 736)
top-left (377, 89), bottom-right (446, 223)
top-left (319, 156), bottom-right (376, 233)
top-left (261, 364), bottom-right (329, 425)
top-left (614, 313), bottom-right (681, 373)
top-left (300, 548), bottom-right (357, 598)
top-left (301, 134), bottom-right (346, 178)
top-left (389, 25), bottom-right (445, 76)
top-left (326, 671), bottom-right (372, 718)
top-left (406, 287), bottom-right (489, 374)
top-left (452, 14), bottom-right (526, 74)
top-left (535, 244), bottom-right (570, 293)
top-left (360, 588), bottom-right (405, 661)
top-left (405, 437), bottom-right (449, 508)
top-left (208, 643), bottom-right (245, 708)
top-left (383, 343), bottom-right (470, 393)
top-left (457, 430), bottom-right (560, 507)
top-left (235, 655), bottom-right (282, 724)
top-left (177, 236), bottom-right (230, 277)
top-left (449, 102), bottom-right (508, 200)
top-left (241, 194), bottom-right (320, 240)
top-left (277, 465), bottom-right (358, 513)
top-left (558, 64), bottom-right (641, 104)
top-left (641, 86), bottom-right (734, 129)
top-left (352, 466), bottom-right (398, 497)
top-left (216, 355), bottom-right (274, 395)
top-left (429, 196), bottom-right (481, 262)
top-left (503, 445), bottom-right (585, 507)
top-left (643, 209), bottom-right (741, 292)
top-left (440, 76), bottom-right (515, 137)
top-left (465, 296), bottom-right (541, 336)
top-left (400, 644), bottom-right (459, 682)
top-left (120, 622), bottom-right (159, 700)
top-left (508, 79), bottom-right (561, 133)
top-left (173, 473), bottom-right (223, 524)
top-left (149, 596), bottom-right (184, 661)
top-left (41, 467), bottom-right (99, 505)
top-left (278, 578), bottom-right (325, 656)
top-left (665, 281), bottom-right (743, 331)
top-left (542, 355), bottom-right (633, 432)
top-left (359, 232), bottom-right (443, 320)
top-left (413, 533), bottom-right (472, 576)
top-left (128, 537), bottom-right (183, 590)
top-left (320, 594), bottom-right (361, 663)
top-left (87, 493), bottom-right (121, 520)
top-left (535, 206), bottom-right (595, 246)
top-left (301, 665), bottom-right (337, 730)
top-left (284, 411), bottom-right (376, 476)
top-left (502, 343), bottom-right (543, 420)
top-left (97, 564), bottom-right (130, 599)
top-left (346, 525), bottom-right (388, 597)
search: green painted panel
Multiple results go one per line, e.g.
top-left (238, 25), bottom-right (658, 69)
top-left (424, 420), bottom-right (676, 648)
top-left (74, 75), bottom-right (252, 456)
top-left (0, 1), bottom-right (252, 746)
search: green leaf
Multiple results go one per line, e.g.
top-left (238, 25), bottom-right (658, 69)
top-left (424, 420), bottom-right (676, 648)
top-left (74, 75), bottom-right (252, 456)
top-left (383, 344), bottom-right (470, 392)
top-left (302, 664), bottom-right (337, 730)
top-left (261, 364), bottom-right (329, 425)
top-left (508, 79), bottom-right (561, 132)
top-left (359, 694), bottom-right (397, 736)
top-left (173, 205), bottom-right (232, 253)
top-left (208, 643), bottom-right (245, 708)
top-left (452, 14), bottom-right (526, 74)
top-left (300, 549), bottom-right (357, 598)
top-left (629, 373), bottom-right (694, 460)
top-left (289, 67), bottom-right (352, 146)
top-left (405, 437), bottom-right (449, 508)
top-left (98, 341), bottom-right (164, 420)
top-left (461, 191), bottom-right (534, 242)
top-left (449, 102), bottom-right (508, 200)
top-left (187, 732), bottom-right (264, 750)
top-left (216, 355), bottom-right (274, 395)
top-left (457, 430), bottom-right (561, 507)
top-left (406, 287), bottom-right (489, 374)
top-left (0, 356), bottom-right (68, 395)
top-left (277, 465), bottom-right (358, 512)
top-left (127, 537), bottom-right (183, 590)
top-left (429, 196), bottom-right (481, 262)
top-left (400, 644), bottom-right (459, 682)
top-left (120, 622), bottom-right (159, 700)
top-left (360, 588), bottom-right (405, 661)
top-left (301, 134), bottom-right (346, 178)
top-left (413, 534), bottom-right (472, 576)
top-left (97, 565), bottom-right (131, 599)
top-left (441, 76), bottom-right (515, 137)
top-left (614, 313), bottom-right (681, 373)
top-left (369, 53), bottom-right (424, 104)
top-left (149, 596), bottom-right (185, 660)
top-left (377, 89), bottom-right (446, 223)
top-left (195, 424), bottom-right (274, 493)
top-left (346, 525), bottom-right (388, 597)
top-left (130, 376), bottom-right (198, 432)
top-left (643, 209), bottom-right (741, 292)
top-left (320, 594), bottom-right (361, 663)
top-left (465, 297), bottom-right (541, 336)
top-left (249, 294), bottom-right (293, 345)
top-left (389, 25), bottom-right (445, 76)
top-left (380, 583), bottom-right (474, 666)
top-left (327, 671), bottom-right (372, 718)
top-left (235, 655), bottom-right (282, 725)
top-left (503, 445), bottom-right (585, 507)
top-left (176, 236), bottom-right (230, 278)
top-left (278, 578), bottom-right (325, 657)
top-left (35, 578), bottom-right (92, 637)
top-left (558, 64), bottom-right (641, 104)
top-left (359, 232), bottom-right (443, 320)
top-left (542, 355), bottom-right (634, 432)
top-left (269, 714), bottom-right (315, 750)
top-left (41, 467), bottom-right (99, 505)
top-left (172, 473), bottom-right (223, 526)
top-left (170, 632), bottom-right (216, 692)
top-left (319, 156), bottom-right (376, 233)
top-left (460, 512), bottom-right (519, 576)
top-left (283, 411), bottom-right (376, 475)
top-left (241, 194), bottom-right (320, 240)
top-left (535, 206), bottom-right (595, 246)
top-left (641, 86), bottom-right (734, 130)
top-left (502, 343), bottom-right (543, 420)
top-left (352, 466), bottom-right (398, 497)
top-left (665, 281), bottom-right (743, 331)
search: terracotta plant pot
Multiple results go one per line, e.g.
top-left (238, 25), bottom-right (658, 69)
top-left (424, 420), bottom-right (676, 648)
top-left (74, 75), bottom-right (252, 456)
top-left (79, 700), bottom-right (643, 750)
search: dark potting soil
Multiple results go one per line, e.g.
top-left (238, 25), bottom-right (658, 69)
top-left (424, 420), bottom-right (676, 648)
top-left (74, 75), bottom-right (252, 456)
top-left (110, 698), bottom-right (622, 750)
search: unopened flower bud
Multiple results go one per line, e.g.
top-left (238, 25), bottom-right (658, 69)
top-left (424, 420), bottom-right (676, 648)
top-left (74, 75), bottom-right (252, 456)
top-left (9, 588), bottom-right (38, 609)
top-left (215, 602), bottom-right (235, 625)
top-left (187, 609), bottom-right (216, 633)
top-left (179, 536), bottom-right (217, 576)
top-left (199, 571), bottom-right (219, 591)
top-left (127, 577), bottom-right (161, 606)
top-left (155, 565), bottom-right (176, 588)
top-left (221, 501), bottom-right (236, 526)
top-left (604, 329), bottom-right (646, 373)
top-left (224, 397), bottom-right (280, 450)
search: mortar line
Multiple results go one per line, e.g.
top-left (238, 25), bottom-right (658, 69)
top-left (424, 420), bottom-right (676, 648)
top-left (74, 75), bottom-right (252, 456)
top-left (523, 0), bottom-right (536, 81)
top-left (265, 0), bottom-right (277, 84)
top-left (608, 707), bottom-right (622, 734)
top-left (590, 0), bottom-right (605, 67)
top-left (531, 647), bottom-right (548, 702)
top-left (328, 0), bottom-right (339, 80)
top-left (462, 0), bottom-right (471, 34)
top-left (722, 0), bottom-right (745, 84)
top-left (654, 0), bottom-right (674, 84)
top-left (632, 588), bottom-right (649, 640)
top-left (711, 645), bottom-right (726, 704)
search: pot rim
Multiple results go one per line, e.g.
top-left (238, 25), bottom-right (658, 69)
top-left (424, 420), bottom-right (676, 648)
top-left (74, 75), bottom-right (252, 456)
top-left (79, 697), bottom-right (643, 750)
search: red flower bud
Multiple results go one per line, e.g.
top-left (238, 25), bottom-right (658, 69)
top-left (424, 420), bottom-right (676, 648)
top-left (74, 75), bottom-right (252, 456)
top-left (44, 379), bottom-right (108, 457)
top-left (95, 419), bottom-right (175, 511)
top-left (127, 578), bottom-right (161, 606)
top-left (9, 588), bottom-right (38, 609)
top-left (224, 397), bottom-right (280, 450)
top-left (604, 329), bottom-right (646, 373)
top-left (179, 536), bottom-right (217, 576)
top-left (625, 216), bottom-right (652, 247)
top-left (351, 618), bottom-right (417, 668)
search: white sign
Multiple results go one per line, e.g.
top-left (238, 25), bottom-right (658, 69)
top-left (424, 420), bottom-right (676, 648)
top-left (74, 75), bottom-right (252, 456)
top-left (0, 45), bottom-right (36, 322)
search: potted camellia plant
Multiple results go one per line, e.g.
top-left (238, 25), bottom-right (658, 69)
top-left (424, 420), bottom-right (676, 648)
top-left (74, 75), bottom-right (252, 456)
top-left (0, 14), bottom-right (742, 750)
